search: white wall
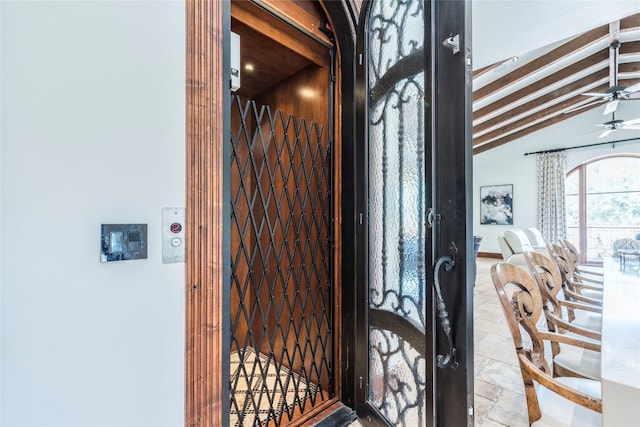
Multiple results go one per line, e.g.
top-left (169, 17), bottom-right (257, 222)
top-left (1, 1), bottom-right (185, 426)
top-left (473, 0), bottom-right (640, 69)
top-left (474, 102), bottom-right (640, 255)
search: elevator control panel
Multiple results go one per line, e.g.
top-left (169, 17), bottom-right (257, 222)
top-left (100, 224), bottom-right (147, 262)
top-left (162, 207), bottom-right (185, 263)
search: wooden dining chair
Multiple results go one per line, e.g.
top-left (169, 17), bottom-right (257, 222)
top-left (548, 244), bottom-right (603, 306)
top-left (524, 250), bottom-right (602, 338)
top-left (505, 254), bottom-right (602, 380)
top-left (560, 239), bottom-right (604, 278)
top-left (491, 262), bottom-right (602, 426)
top-left (551, 243), bottom-right (604, 285)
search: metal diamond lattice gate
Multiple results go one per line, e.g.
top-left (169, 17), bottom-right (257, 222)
top-left (229, 96), bottom-right (333, 426)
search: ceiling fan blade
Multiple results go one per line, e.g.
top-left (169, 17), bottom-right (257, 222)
top-left (623, 125), bottom-right (640, 130)
top-left (599, 129), bottom-right (613, 138)
top-left (565, 98), bottom-right (605, 114)
top-left (603, 99), bottom-right (619, 115)
top-left (622, 81), bottom-right (640, 94)
top-left (582, 92), bottom-right (611, 99)
top-left (622, 117), bottom-right (640, 126)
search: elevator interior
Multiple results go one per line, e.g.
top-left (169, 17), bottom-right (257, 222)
top-left (228, 2), bottom-right (337, 425)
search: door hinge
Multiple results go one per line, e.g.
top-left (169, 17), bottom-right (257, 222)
top-left (442, 33), bottom-right (460, 55)
top-left (427, 208), bottom-right (441, 228)
top-left (359, 53), bottom-right (363, 65)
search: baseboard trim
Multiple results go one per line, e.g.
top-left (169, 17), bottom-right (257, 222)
top-left (478, 252), bottom-right (502, 259)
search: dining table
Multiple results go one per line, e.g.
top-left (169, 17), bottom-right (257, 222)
top-left (601, 257), bottom-right (640, 426)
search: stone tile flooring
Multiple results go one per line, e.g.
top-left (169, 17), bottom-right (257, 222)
top-left (348, 257), bottom-right (530, 427)
top-left (473, 257), bottom-right (529, 426)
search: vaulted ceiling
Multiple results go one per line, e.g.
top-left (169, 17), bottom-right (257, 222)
top-left (472, 13), bottom-right (640, 154)
top-left (235, 1), bottom-right (640, 155)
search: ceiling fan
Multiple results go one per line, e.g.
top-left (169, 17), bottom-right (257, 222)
top-left (577, 41), bottom-right (640, 115)
top-left (595, 113), bottom-right (640, 138)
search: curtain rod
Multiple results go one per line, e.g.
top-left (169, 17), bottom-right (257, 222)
top-left (523, 136), bottom-right (640, 156)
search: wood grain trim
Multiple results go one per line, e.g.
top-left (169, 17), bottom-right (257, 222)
top-left (329, 37), bottom-right (344, 402)
top-left (186, 1), bottom-right (227, 426)
top-left (255, 0), bottom-right (333, 46)
top-left (231, 1), bottom-right (328, 66)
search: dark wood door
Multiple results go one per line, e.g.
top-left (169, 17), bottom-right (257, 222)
top-left (349, 1), bottom-right (474, 425)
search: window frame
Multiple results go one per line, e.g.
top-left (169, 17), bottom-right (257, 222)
top-left (565, 153), bottom-right (640, 264)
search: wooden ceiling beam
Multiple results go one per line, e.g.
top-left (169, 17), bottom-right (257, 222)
top-left (472, 13), bottom-right (640, 155)
top-left (473, 24), bottom-right (609, 102)
top-left (474, 60), bottom-right (502, 78)
top-left (473, 71), bottom-right (609, 135)
top-left (473, 56), bottom-right (518, 78)
top-left (475, 76), bottom-right (640, 144)
top-left (473, 87), bottom-right (611, 146)
top-left (473, 49), bottom-right (609, 120)
top-left (472, 103), bottom-right (602, 155)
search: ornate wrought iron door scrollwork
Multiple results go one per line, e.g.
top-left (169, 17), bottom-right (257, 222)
top-left (433, 249), bottom-right (458, 370)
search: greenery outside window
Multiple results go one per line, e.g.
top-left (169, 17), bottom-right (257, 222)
top-left (566, 154), bottom-right (640, 264)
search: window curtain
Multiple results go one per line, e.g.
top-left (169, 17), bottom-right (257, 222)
top-left (536, 151), bottom-right (566, 244)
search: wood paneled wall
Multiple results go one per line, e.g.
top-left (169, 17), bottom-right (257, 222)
top-left (231, 62), bottom-right (332, 390)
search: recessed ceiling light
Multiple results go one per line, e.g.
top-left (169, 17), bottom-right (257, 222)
top-left (244, 63), bottom-right (254, 72)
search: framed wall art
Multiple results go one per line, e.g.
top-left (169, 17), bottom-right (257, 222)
top-left (480, 184), bottom-right (513, 225)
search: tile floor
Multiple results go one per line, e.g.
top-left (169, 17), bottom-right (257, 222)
top-left (348, 257), bottom-right (530, 427)
top-left (473, 257), bottom-right (529, 426)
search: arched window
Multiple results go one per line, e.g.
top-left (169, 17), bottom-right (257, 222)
top-left (566, 154), bottom-right (640, 263)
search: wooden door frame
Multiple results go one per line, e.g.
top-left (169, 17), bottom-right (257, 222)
top-left (185, 1), bottom-right (231, 426)
top-left (185, 1), bottom-right (358, 425)
top-left (184, 0), bottom-right (472, 425)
